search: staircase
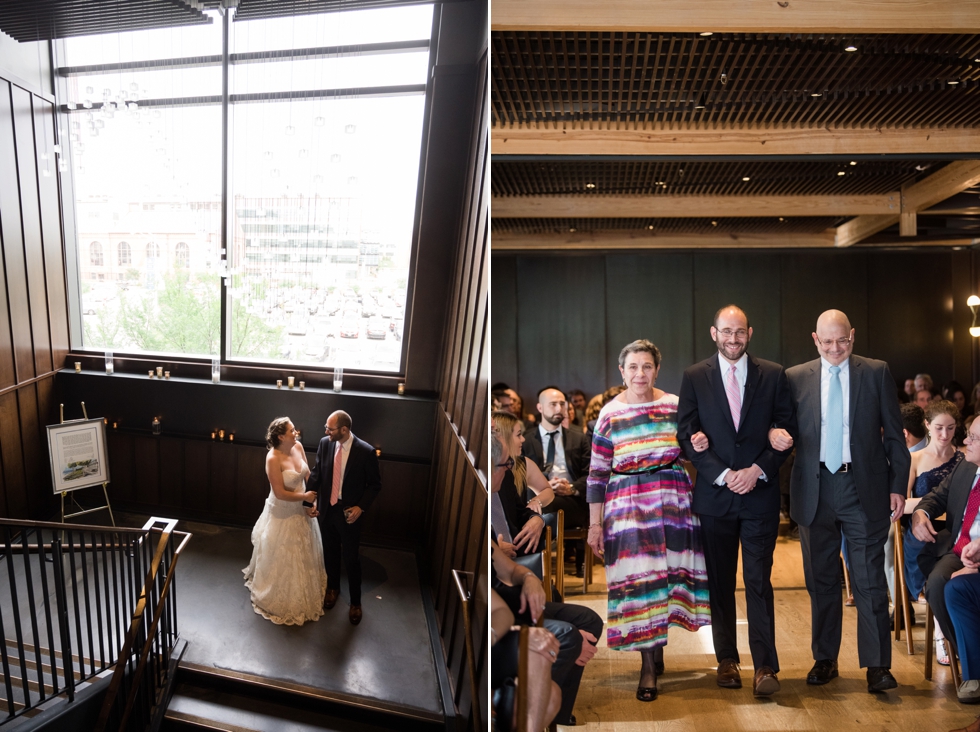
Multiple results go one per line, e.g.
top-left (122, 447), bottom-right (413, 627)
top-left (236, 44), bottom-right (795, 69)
top-left (163, 664), bottom-right (446, 732)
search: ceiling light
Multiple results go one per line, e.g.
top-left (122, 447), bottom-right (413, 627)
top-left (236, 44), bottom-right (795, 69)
top-left (850, 161), bottom-right (857, 165)
top-left (844, 45), bottom-right (857, 52)
top-left (569, 227), bottom-right (576, 233)
top-left (915, 164), bottom-right (928, 171)
top-left (700, 31), bottom-right (713, 36)
top-left (948, 80), bottom-right (960, 85)
top-left (779, 217), bottom-right (785, 222)
top-left (585, 183), bottom-right (596, 189)
top-left (838, 171), bottom-right (846, 176)
top-left (742, 176), bottom-right (750, 182)
top-left (811, 92), bottom-right (822, 97)
top-left (711, 221), bottom-right (718, 226)
top-left (648, 225), bottom-right (654, 230)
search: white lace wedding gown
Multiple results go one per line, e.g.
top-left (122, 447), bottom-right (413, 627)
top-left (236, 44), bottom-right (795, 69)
top-left (243, 465), bottom-right (327, 625)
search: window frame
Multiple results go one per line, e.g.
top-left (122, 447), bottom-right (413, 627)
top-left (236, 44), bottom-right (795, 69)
top-left (54, 7), bottom-right (436, 388)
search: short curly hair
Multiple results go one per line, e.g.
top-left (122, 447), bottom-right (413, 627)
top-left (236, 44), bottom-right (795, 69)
top-left (618, 339), bottom-right (662, 369)
top-left (266, 417), bottom-right (292, 449)
top-left (924, 400), bottom-right (960, 425)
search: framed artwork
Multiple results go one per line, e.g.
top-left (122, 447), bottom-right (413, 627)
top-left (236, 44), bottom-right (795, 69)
top-left (46, 418), bottom-right (110, 494)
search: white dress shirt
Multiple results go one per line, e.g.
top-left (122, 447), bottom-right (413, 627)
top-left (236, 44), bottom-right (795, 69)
top-left (538, 423), bottom-right (569, 481)
top-left (819, 357), bottom-right (852, 464)
top-left (335, 433), bottom-right (354, 499)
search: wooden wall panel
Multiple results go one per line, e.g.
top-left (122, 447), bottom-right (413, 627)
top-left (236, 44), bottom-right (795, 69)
top-left (159, 438), bottom-right (184, 511)
top-left (494, 249), bottom-right (980, 405)
top-left (0, 73), bottom-right (70, 521)
top-left (134, 436), bottom-right (160, 507)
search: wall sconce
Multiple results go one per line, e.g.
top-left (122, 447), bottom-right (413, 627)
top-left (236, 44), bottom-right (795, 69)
top-left (969, 295), bottom-right (980, 337)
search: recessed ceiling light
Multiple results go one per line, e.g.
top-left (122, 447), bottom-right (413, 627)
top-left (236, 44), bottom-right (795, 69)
top-left (948, 80), bottom-right (960, 85)
top-left (838, 171), bottom-right (846, 176)
top-left (585, 182), bottom-right (596, 189)
top-left (700, 31), bottom-right (713, 36)
top-left (844, 45), bottom-right (857, 52)
top-left (811, 92), bottom-right (822, 97)
top-left (648, 225), bottom-right (655, 230)
top-left (569, 227), bottom-right (576, 233)
top-left (850, 161), bottom-right (857, 165)
top-left (779, 217), bottom-right (785, 222)
top-left (742, 176), bottom-right (750, 181)
top-left (711, 221), bottom-right (718, 226)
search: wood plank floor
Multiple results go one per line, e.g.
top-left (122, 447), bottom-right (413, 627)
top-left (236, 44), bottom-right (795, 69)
top-left (559, 527), bottom-right (977, 731)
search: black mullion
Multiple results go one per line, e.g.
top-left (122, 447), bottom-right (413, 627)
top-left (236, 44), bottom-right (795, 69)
top-left (36, 528), bottom-right (59, 695)
top-left (78, 530), bottom-right (95, 676)
top-left (18, 529), bottom-right (44, 701)
top-left (3, 527), bottom-right (31, 711)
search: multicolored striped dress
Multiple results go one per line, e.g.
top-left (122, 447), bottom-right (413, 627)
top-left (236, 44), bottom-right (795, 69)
top-left (586, 394), bottom-right (711, 651)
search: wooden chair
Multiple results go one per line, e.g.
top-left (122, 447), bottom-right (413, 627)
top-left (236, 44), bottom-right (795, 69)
top-left (452, 569), bottom-right (481, 732)
top-left (892, 523), bottom-right (916, 654)
top-left (515, 527), bottom-right (554, 602)
top-left (554, 510), bottom-right (594, 596)
top-left (924, 603), bottom-right (962, 687)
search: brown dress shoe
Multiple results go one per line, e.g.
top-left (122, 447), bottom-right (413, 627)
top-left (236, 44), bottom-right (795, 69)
top-left (323, 589), bottom-right (339, 610)
top-left (753, 666), bottom-right (780, 697)
top-left (717, 658), bottom-right (742, 689)
top-left (949, 716), bottom-right (980, 732)
top-left (349, 604), bottom-right (363, 625)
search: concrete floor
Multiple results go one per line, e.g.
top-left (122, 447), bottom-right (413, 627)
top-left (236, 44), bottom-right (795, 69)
top-left (174, 519), bottom-right (443, 718)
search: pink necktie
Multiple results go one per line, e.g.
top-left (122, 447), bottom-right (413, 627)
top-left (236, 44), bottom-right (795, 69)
top-left (726, 364), bottom-right (741, 431)
top-left (330, 444), bottom-right (342, 506)
top-left (954, 474), bottom-right (980, 556)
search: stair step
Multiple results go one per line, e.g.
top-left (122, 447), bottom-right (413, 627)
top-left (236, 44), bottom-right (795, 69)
top-left (163, 679), bottom-right (439, 732)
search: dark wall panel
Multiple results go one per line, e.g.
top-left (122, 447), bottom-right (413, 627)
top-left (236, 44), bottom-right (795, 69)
top-left (780, 252), bottom-right (870, 369)
top-left (605, 253), bottom-right (694, 396)
top-left (694, 252), bottom-right (783, 364)
top-left (867, 251), bottom-right (954, 386)
top-left (489, 255), bottom-right (517, 392)
top-left (517, 255), bottom-right (607, 406)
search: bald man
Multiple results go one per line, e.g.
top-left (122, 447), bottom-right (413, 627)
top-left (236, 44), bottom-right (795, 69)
top-left (782, 310), bottom-right (909, 693)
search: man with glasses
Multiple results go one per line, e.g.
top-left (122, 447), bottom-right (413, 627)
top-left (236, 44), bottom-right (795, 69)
top-left (678, 305), bottom-right (796, 696)
top-left (912, 420), bottom-right (980, 704)
top-left (308, 410), bottom-right (381, 626)
top-left (781, 309), bottom-right (909, 693)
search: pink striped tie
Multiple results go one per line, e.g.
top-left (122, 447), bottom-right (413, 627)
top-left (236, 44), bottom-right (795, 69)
top-left (330, 443), bottom-right (342, 506)
top-left (726, 364), bottom-right (741, 431)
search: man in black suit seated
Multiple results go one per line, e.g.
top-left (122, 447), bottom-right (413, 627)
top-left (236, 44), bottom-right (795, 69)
top-left (523, 386), bottom-right (592, 575)
top-left (309, 410), bottom-right (381, 626)
top-left (677, 304), bottom-right (796, 696)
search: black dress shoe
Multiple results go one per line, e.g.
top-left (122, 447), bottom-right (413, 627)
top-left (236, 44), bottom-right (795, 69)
top-left (866, 666), bottom-right (897, 693)
top-left (555, 714), bottom-right (577, 725)
top-left (806, 659), bottom-right (839, 685)
top-left (349, 604), bottom-right (363, 625)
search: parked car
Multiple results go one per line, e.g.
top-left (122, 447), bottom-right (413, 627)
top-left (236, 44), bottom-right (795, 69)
top-left (366, 317), bottom-right (388, 340)
top-left (339, 317), bottom-right (360, 338)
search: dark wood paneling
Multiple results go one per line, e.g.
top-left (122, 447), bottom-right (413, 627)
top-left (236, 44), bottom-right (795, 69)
top-left (11, 86), bottom-right (52, 377)
top-left (183, 441), bottom-right (210, 514)
top-left (950, 250), bottom-right (974, 390)
top-left (235, 444), bottom-right (268, 519)
top-left (868, 251), bottom-right (954, 385)
top-left (0, 392), bottom-right (27, 517)
top-left (780, 252), bottom-right (870, 369)
top-left (159, 438), bottom-right (184, 511)
top-left (605, 253), bottom-right (694, 395)
top-left (16, 384), bottom-right (46, 517)
top-left (694, 252), bottom-right (783, 364)
top-left (209, 442), bottom-right (238, 518)
top-left (517, 255), bottom-right (607, 408)
top-left (133, 436), bottom-right (160, 507)
top-left (489, 255), bottom-right (518, 392)
top-left (106, 432), bottom-right (135, 504)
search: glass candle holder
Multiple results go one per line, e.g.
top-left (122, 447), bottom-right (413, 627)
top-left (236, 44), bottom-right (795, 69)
top-left (212, 358), bottom-right (220, 383)
top-left (164, 371), bottom-right (170, 379)
top-left (148, 370), bottom-right (154, 378)
top-left (74, 362), bottom-right (81, 373)
top-left (156, 366), bottom-right (163, 378)
top-left (276, 380), bottom-right (282, 389)
top-left (152, 417), bottom-right (161, 435)
top-left (397, 382), bottom-right (405, 396)
top-left (105, 350), bottom-right (114, 374)
top-left (288, 376), bottom-right (295, 388)
top-left (299, 381), bottom-right (305, 390)
top-left (333, 367), bottom-right (343, 393)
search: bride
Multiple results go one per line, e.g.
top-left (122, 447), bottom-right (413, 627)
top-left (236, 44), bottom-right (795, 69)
top-left (243, 417), bottom-right (327, 625)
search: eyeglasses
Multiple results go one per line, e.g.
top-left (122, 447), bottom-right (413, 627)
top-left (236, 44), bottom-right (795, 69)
top-left (495, 457), bottom-right (515, 470)
top-left (965, 432), bottom-right (980, 444)
top-left (717, 328), bottom-right (748, 339)
top-left (818, 337), bottom-right (853, 348)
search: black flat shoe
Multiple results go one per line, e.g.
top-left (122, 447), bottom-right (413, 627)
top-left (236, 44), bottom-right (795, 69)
top-left (636, 685), bottom-right (658, 702)
top-left (867, 666), bottom-right (897, 693)
top-left (806, 659), bottom-right (838, 685)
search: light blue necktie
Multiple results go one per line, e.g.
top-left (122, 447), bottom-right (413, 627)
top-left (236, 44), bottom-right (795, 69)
top-left (826, 365), bottom-right (843, 473)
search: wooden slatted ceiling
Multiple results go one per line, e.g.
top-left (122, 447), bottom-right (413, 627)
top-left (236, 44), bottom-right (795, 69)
top-left (492, 216), bottom-right (842, 235)
top-left (491, 159), bottom-right (942, 197)
top-left (491, 32), bottom-right (980, 128)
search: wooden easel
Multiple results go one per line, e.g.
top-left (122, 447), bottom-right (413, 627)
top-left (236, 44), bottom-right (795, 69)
top-left (59, 401), bottom-right (115, 527)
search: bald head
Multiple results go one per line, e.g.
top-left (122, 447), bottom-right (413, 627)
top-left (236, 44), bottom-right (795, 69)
top-left (325, 410), bottom-right (352, 443)
top-left (812, 309), bottom-right (855, 366)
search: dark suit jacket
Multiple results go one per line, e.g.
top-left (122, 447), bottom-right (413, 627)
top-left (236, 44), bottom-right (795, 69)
top-left (917, 457), bottom-right (979, 558)
top-left (785, 354), bottom-right (910, 526)
top-left (308, 434), bottom-right (381, 512)
top-left (522, 425), bottom-right (591, 497)
top-left (677, 353), bottom-right (796, 517)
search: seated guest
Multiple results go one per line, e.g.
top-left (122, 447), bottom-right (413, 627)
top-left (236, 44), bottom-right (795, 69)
top-left (916, 373), bottom-right (935, 395)
top-left (904, 378), bottom-right (917, 402)
top-left (905, 402), bottom-right (963, 615)
top-left (491, 422), bottom-right (602, 727)
top-left (568, 389), bottom-right (589, 431)
top-left (911, 415), bottom-right (980, 684)
top-left (522, 387), bottom-right (591, 575)
top-left (946, 536), bottom-right (980, 707)
top-left (584, 385), bottom-right (626, 439)
top-left (916, 389), bottom-right (936, 410)
top-left (902, 403), bottom-right (928, 453)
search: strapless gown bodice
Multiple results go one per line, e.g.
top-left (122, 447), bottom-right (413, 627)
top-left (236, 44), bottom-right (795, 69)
top-left (243, 462), bottom-right (327, 625)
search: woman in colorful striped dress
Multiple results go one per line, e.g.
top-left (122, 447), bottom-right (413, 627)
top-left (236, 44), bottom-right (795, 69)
top-left (587, 339), bottom-right (711, 702)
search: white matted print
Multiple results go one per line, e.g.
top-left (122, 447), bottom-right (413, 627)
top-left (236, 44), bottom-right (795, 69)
top-left (46, 418), bottom-right (110, 494)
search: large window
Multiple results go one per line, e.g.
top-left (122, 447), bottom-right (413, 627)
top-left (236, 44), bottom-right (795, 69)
top-left (62, 5), bottom-right (431, 371)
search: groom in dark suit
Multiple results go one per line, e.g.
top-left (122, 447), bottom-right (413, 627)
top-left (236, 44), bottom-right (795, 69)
top-left (309, 410), bottom-right (382, 625)
top-left (678, 305), bottom-right (795, 696)
top-left (783, 309), bottom-right (908, 693)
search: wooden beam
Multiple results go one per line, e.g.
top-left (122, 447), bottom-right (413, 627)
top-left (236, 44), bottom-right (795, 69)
top-left (491, 0), bottom-right (980, 33)
top-left (493, 193), bottom-right (900, 219)
top-left (837, 159), bottom-right (980, 246)
top-left (900, 212), bottom-right (917, 236)
top-left (492, 231), bottom-right (837, 251)
top-left (491, 126), bottom-right (980, 157)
